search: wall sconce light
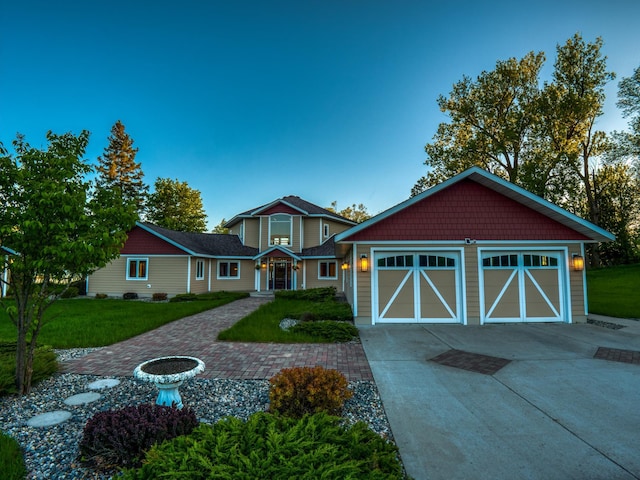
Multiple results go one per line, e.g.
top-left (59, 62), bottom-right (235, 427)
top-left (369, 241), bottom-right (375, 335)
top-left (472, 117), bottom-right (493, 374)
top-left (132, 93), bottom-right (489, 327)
top-left (341, 262), bottom-right (348, 271)
top-left (360, 254), bottom-right (368, 272)
top-left (261, 261), bottom-right (267, 269)
top-left (572, 254), bottom-right (584, 271)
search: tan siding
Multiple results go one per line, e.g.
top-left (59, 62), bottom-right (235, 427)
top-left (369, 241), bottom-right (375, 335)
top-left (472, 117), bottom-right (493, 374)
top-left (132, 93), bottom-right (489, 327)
top-left (303, 218), bottom-right (321, 248)
top-left (463, 245), bottom-right (480, 324)
top-left (303, 259), bottom-right (342, 290)
top-left (292, 216), bottom-right (301, 252)
top-left (323, 219), bottom-right (352, 239)
top-left (244, 219), bottom-right (260, 248)
top-left (88, 256), bottom-right (189, 298)
top-left (260, 217), bottom-right (269, 251)
top-left (189, 257), bottom-right (209, 294)
top-left (355, 245), bottom-right (372, 322)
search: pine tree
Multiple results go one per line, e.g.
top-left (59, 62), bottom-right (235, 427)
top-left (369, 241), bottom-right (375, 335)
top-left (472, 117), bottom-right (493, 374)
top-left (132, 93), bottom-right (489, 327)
top-left (96, 120), bottom-right (148, 216)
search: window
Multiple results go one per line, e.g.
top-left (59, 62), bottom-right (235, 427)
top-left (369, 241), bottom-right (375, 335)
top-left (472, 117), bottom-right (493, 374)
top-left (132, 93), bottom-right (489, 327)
top-left (523, 254), bottom-right (558, 267)
top-left (418, 255), bottom-right (455, 268)
top-left (195, 260), bottom-right (205, 280)
top-left (270, 214), bottom-right (292, 246)
top-left (218, 261), bottom-right (239, 278)
top-left (482, 255), bottom-right (519, 268)
top-left (377, 255), bottom-right (414, 268)
top-left (323, 224), bottom-right (329, 238)
top-left (127, 258), bottom-right (148, 280)
top-left (319, 261), bottom-right (337, 279)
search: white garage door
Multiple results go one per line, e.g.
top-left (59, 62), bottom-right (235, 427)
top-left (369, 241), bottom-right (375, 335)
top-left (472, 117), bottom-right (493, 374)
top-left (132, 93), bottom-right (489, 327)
top-left (480, 251), bottom-right (566, 323)
top-left (374, 251), bottom-right (463, 324)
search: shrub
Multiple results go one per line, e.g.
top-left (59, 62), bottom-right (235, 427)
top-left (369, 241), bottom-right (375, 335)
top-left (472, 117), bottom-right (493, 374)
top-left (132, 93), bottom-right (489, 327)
top-left (121, 412), bottom-right (404, 479)
top-left (0, 343), bottom-right (58, 396)
top-left (61, 286), bottom-right (79, 298)
top-left (95, 293), bottom-right (108, 299)
top-left (0, 431), bottom-right (27, 480)
top-left (152, 292), bottom-right (168, 301)
top-left (275, 287), bottom-right (336, 302)
top-left (169, 293), bottom-right (197, 303)
top-left (269, 366), bottom-right (353, 418)
top-left (123, 292), bottom-right (139, 300)
top-left (291, 321), bottom-right (359, 343)
top-left (78, 404), bottom-right (198, 471)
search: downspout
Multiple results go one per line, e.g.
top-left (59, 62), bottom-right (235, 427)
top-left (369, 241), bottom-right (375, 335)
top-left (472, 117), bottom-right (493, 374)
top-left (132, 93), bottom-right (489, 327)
top-left (208, 259), bottom-right (212, 292)
top-left (186, 256), bottom-right (192, 293)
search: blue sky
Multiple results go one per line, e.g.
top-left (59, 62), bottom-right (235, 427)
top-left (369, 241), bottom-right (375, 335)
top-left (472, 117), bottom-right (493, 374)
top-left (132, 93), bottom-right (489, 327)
top-left (2, 0), bottom-right (639, 229)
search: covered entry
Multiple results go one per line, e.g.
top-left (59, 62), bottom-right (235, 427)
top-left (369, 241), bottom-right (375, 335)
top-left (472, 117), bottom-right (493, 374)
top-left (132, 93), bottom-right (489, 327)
top-left (480, 250), bottom-right (567, 323)
top-left (373, 250), bottom-right (463, 324)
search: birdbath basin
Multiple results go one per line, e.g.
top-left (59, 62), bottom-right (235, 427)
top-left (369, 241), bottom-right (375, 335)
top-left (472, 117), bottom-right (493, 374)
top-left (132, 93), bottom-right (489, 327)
top-left (133, 356), bottom-right (205, 409)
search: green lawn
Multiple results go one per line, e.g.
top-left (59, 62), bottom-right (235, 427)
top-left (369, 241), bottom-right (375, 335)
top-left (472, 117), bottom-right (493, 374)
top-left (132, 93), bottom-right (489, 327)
top-left (587, 263), bottom-right (640, 319)
top-left (0, 292), bottom-right (248, 348)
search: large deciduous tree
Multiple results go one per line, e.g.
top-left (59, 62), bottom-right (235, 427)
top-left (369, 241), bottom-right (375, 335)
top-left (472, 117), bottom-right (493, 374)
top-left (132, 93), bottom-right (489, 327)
top-left (146, 178), bottom-right (208, 232)
top-left (327, 201), bottom-right (371, 223)
top-left (0, 131), bottom-right (137, 394)
top-left (96, 120), bottom-right (148, 216)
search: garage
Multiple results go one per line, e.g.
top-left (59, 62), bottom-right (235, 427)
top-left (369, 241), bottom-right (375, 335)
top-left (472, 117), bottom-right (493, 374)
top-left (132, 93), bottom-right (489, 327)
top-left (373, 250), bottom-right (463, 324)
top-left (480, 250), bottom-right (567, 323)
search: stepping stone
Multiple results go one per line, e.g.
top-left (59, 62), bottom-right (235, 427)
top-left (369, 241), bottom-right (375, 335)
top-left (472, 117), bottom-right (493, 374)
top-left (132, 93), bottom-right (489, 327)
top-left (27, 410), bottom-right (72, 427)
top-left (88, 378), bottom-right (120, 390)
top-left (63, 392), bottom-right (102, 405)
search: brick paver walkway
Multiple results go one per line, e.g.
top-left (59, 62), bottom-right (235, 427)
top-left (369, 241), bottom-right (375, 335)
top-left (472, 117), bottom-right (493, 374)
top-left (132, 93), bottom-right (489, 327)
top-left (63, 297), bottom-right (373, 381)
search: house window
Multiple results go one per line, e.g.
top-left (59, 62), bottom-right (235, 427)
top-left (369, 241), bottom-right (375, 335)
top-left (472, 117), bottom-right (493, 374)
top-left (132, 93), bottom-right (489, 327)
top-left (218, 261), bottom-right (240, 279)
top-left (195, 260), bottom-right (205, 280)
top-left (482, 255), bottom-right (519, 268)
top-left (270, 214), bottom-right (291, 246)
top-left (127, 258), bottom-right (148, 280)
top-left (323, 224), bottom-right (329, 238)
top-left (319, 261), bottom-right (337, 279)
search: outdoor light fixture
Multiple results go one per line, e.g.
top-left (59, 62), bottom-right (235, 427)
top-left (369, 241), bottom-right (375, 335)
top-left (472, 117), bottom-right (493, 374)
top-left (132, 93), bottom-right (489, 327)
top-left (360, 254), bottom-right (368, 272)
top-left (341, 262), bottom-right (348, 271)
top-left (572, 254), bottom-right (585, 271)
top-left (261, 261), bottom-right (267, 269)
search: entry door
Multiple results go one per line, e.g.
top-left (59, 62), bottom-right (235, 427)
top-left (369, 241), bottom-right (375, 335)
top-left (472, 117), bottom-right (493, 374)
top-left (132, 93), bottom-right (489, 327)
top-left (481, 251), bottom-right (565, 323)
top-left (269, 260), bottom-right (291, 290)
top-left (374, 251), bottom-right (462, 324)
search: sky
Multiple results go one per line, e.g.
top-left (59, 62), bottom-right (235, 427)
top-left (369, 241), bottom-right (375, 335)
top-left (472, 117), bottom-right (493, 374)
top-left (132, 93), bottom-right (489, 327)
top-left (2, 0), bottom-right (640, 229)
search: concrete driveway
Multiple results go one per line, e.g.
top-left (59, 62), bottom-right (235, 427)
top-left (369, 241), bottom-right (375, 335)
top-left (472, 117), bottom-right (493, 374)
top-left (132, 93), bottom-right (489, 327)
top-left (359, 318), bottom-right (640, 480)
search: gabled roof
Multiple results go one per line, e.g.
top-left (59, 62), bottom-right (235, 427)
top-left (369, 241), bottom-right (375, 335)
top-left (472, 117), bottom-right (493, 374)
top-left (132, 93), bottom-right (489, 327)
top-left (225, 195), bottom-right (356, 227)
top-left (137, 223), bottom-right (259, 257)
top-left (336, 167), bottom-right (615, 243)
top-left (253, 245), bottom-right (302, 261)
top-left (300, 236), bottom-right (338, 258)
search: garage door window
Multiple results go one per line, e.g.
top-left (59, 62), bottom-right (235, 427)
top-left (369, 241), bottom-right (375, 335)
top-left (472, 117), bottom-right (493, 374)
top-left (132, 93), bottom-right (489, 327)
top-left (523, 254), bottom-right (558, 267)
top-left (378, 255), bottom-right (414, 268)
top-left (483, 255), bottom-right (518, 267)
top-left (419, 255), bottom-right (456, 268)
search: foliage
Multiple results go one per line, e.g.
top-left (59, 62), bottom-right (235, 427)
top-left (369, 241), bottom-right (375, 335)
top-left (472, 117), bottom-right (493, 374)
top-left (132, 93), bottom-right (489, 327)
top-left (617, 65), bottom-right (640, 159)
top-left (291, 321), bottom-right (358, 343)
top-left (95, 120), bottom-right (148, 216)
top-left (0, 343), bottom-right (58, 396)
top-left (151, 292), bottom-right (168, 301)
top-left (0, 130), bottom-right (137, 394)
top-left (275, 287), bottom-right (337, 302)
top-left (0, 431), bottom-right (27, 480)
top-left (60, 286), bottom-right (79, 298)
top-left (146, 177), bottom-right (208, 232)
top-left (587, 263), bottom-right (640, 318)
top-left (217, 297), bottom-right (354, 342)
top-left (78, 404), bottom-right (198, 471)
top-left (169, 293), bottom-right (198, 302)
top-left (327, 201), bottom-right (371, 223)
top-left (0, 292), bottom-right (248, 349)
top-left (211, 217), bottom-right (230, 234)
top-left (269, 366), bottom-right (353, 418)
top-left (121, 412), bottom-right (404, 479)
top-left (123, 292), bottom-right (139, 300)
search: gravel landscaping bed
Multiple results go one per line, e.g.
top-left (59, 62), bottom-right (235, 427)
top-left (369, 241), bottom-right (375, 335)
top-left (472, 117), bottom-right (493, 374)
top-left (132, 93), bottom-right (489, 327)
top-left (1, 349), bottom-right (393, 479)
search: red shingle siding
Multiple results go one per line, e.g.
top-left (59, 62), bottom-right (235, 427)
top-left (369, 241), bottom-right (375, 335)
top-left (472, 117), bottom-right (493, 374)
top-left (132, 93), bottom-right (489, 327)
top-left (344, 180), bottom-right (590, 242)
top-left (121, 227), bottom-right (187, 255)
top-left (261, 204), bottom-right (300, 216)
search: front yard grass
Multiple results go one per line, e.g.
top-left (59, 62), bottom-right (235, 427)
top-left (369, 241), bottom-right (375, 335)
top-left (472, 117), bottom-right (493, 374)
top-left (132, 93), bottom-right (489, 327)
top-left (587, 263), bottom-right (640, 319)
top-left (0, 291), bottom-right (248, 348)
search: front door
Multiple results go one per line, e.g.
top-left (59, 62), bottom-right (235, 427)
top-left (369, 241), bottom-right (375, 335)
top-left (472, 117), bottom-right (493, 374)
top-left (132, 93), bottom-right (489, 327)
top-left (269, 259), bottom-right (291, 290)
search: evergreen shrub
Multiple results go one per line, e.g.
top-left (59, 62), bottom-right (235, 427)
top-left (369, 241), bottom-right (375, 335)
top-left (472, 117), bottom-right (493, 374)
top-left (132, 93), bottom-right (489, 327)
top-left (78, 404), bottom-right (198, 471)
top-left (275, 286), bottom-right (336, 301)
top-left (121, 412), bottom-right (404, 479)
top-left (291, 321), bottom-right (358, 342)
top-left (269, 366), bottom-right (353, 418)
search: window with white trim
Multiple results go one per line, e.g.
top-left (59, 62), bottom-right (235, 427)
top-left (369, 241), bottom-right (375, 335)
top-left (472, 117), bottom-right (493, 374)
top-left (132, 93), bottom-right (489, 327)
top-left (218, 261), bottom-right (239, 278)
top-left (270, 214), bottom-right (292, 246)
top-left (126, 258), bottom-right (148, 280)
top-left (323, 224), bottom-right (329, 238)
top-left (319, 261), bottom-right (337, 279)
top-left (195, 260), bottom-right (205, 280)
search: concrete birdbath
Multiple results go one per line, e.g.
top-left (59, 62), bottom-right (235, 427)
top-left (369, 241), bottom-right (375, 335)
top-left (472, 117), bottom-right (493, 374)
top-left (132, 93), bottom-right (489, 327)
top-left (133, 356), bottom-right (205, 409)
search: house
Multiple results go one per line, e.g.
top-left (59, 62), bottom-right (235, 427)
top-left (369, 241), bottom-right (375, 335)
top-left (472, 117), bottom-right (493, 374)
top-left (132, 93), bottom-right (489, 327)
top-left (87, 167), bottom-right (613, 326)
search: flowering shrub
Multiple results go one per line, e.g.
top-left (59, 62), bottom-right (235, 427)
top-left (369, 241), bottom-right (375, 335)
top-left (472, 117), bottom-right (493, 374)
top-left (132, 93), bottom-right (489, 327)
top-left (269, 366), bottom-right (353, 418)
top-left (78, 404), bottom-right (198, 470)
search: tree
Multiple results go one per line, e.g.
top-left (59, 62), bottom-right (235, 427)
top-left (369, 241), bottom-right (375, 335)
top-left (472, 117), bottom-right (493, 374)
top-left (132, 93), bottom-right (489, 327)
top-left (615, 66), bottom-right (640, 170)
top-left (327, 201), bottom-right (371, 223)
top-left (146, 178), bottom-right (208, 232)
top-left (211, 218), bottom-right (230, 234)
top-left (96, 120), bottom-right (148, 216)
top-left (0, 131), bottom-right (137, 395)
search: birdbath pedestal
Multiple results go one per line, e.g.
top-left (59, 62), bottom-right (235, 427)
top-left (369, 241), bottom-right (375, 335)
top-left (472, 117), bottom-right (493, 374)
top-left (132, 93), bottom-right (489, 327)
top-left (133, 356), bottom-right (205, 409)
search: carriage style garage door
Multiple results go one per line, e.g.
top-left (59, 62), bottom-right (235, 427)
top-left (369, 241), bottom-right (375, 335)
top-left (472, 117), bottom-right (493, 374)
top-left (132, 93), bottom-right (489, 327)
top-left (480, 251), bottom-right (566, 323)
top-left (373, 251), bottom-right (463, 324)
